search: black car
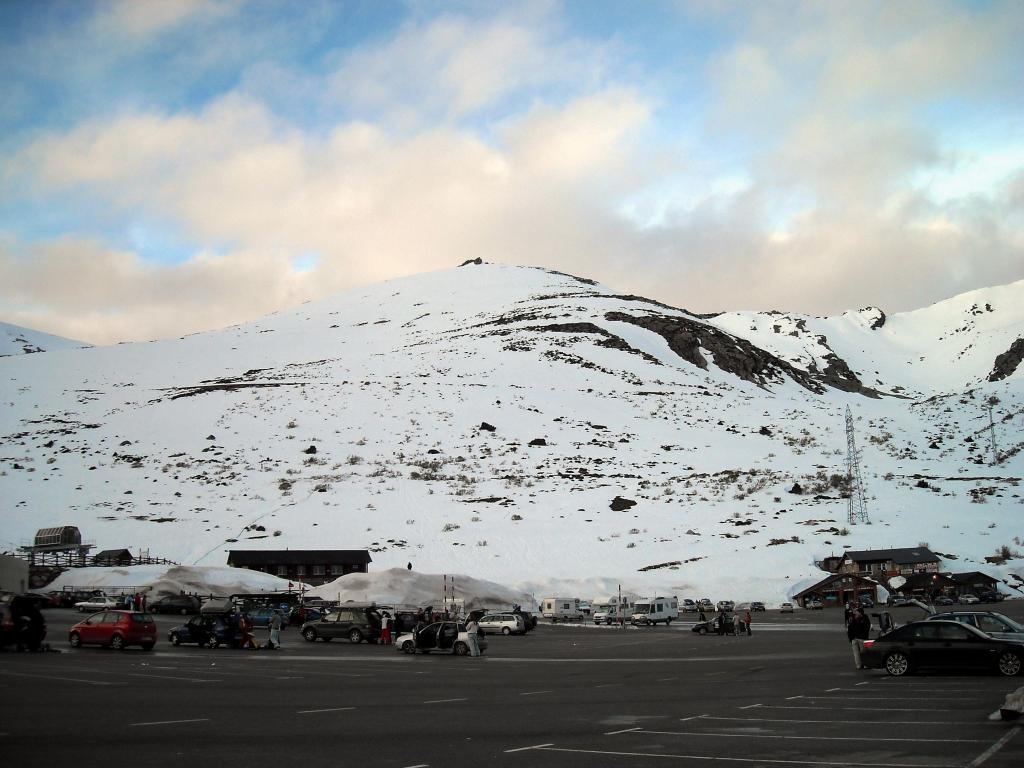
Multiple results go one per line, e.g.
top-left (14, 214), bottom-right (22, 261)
top-left (150, 595), bottom-right (201, 615)
top-left (692, 614), bottom-right (740, 635)
top-left (302, 605), bottom-right (381, 644)
top-left (861, 619), bottom-right (1024, 677)
top-left (749, 602), bottom-right (766, 612)
top-left (168, 615), bottom-right (235, 648)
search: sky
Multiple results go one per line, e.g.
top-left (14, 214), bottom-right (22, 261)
top-left (1, 0), bottom-right (1022, 345)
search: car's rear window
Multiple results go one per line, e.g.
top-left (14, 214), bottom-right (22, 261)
top-left (130, 613), bottom-right (155, 623)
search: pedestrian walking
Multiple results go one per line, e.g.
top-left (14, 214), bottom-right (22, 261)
top-left (847, 608), bottom-right (871, 669)
top-left (465, 617), bottom-right (482, 657)
top-left (743, 610), bottom-right (752, 636)
top-left (267, 610), bottom-right (282, 650)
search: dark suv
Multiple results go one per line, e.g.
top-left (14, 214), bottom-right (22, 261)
top-left (302, 604), bottom-right (382, 644)
top-left (150, 595), bottom-right (201, 615)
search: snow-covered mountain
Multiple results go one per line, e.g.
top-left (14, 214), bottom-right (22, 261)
top-left (1, 263), bottom-right (1021, 602)
top-left (1, 321), bottom-right (88, 357)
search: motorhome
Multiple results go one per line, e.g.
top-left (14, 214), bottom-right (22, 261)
top-left (541, 597), bottom-right (584, 622)
top-left (630, 596), bottom-right (679, 626)
top-left (591, 595), bottom-right (636, 625)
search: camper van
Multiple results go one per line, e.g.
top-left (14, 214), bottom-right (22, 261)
top-left (591, 595), bottom-right (636, 625)
top-left (630, 596), bottom-right (679, 626)
top-left (541, 597), bottom-right (584, 623)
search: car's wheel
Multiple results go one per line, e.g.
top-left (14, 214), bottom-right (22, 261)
top-left (205, 637), bottom-right (219, 649)
top-left (348, 629), bottom-right (363, 644)
top-left (110, 634), bottom-right (125, 651)
top-left (170, 633), bottom-right (181, 646)
top-left (697, 626), bottom-right (707, 635)
top-left (885, 652), bottom-right (910, 676)
top-left (303, 628), bottom-right (318, 642)
top-left (997, 651), bottom-right (1022, 677)
top-left (78, 606), bottom-right (86, 612)
top-left (180, 607), bottom-right (188, 615)
top-left (141, 643), bottom-right (154, 652)
top-left (454, 642), bottom-right (469, 656)
top-left (402, 640), bottom-right (416, 654)
top-left (69, 631), bottom-right (82, 647)
top-left (502, 627), bottom-right (511, 635)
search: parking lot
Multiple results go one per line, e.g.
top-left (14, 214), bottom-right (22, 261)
top-left (1, 607), bottom-right (1021, 767)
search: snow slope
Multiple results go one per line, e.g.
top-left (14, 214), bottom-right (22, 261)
top-left (1, 263), bottom-right (1022, 604)
top-left (1, 321), bottom-right (88, 357)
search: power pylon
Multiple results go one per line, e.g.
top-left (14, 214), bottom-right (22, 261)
top-left (846, 406), bottom-right (870, 525)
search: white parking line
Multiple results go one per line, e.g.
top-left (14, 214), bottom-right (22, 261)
top-left (0, 670), bottom-right (118, 686)
top-left (532, 745), bottom-right (960, 766)
top-left (519, 690), bottom-right (552, 696)
top-left (503, 743), bottom-right (554, 753)
top-left (788, 695), bottom-right (984, 702)
top-left (604, 727), bottom-right (643, 736)
top-left (738, 704), bottom-right (762, 710)
top-left (118, 672), bottom-right (211, 683)
top-left (130, 718), bottom-right (210, 727)
top-left (296, 707), bottom-right (355, 714)
top-left (760, 705), bottom-right (958, 712)
top-left (423, 697), bottom-right (467, 704)
top-left (698, 715), bottom-right (973, 726)
top-left (967, 727), bottom-right (1022, 768)
top-left (638, 728), bottom-right (986, 744)
top-left (401, 764), bottom-right (429, 768)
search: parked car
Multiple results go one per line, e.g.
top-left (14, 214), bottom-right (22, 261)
top-left (934, 596), bottom-right (954, 606)
top-left (681, 599), bottom-right (698, 613)
top-left (692, 614), bottom-right (740, 635)
top-left (247, 606), bottom-right (289, 628)
top-left (478, 613), bottom-right (525, 635)
top-left (750, 602), bottom-right (766, 612)
top-left (697, 598), bottom-right (713, 610)
top-left (150, 595), bottom-right (201, 615)
top-left (779, 602), bottom-right (794, 613)
top-left (959, 594), bottom-right (981, 605)
top-left (926, 611), bottom-right (1024, 641)
top-left (888, 595), bottom-right (912, 607)
top-left (168, 615), bottom-right (235, 648)
top-left (716, 600), bottom-right (735, 612)
top-left (858, 597), bottom-right (874, 609)
top-left (861, 619), bottom-right (1023, 677)
top-left (806, 599), bottom-right (824, 610)
top-left (289, 605), bottom-right (325, 625)
top-left (976, 590), bottom-right (1004, 603)
top-left (395, 621), bottom-right (487, 656)
top-left (74, 595), bottom-right (119, 613)
top-left (69, 611), bottom-right (157, 650)
top-left (302, 604), bottom-right (382, 644)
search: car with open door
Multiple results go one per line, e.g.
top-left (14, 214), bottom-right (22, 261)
top-left (395, 621), bottom-right (487, 656)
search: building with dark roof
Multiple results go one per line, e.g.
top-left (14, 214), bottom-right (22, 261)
top-left (227, 550), bottom-right (371, 586)
top-left (838, 547), bottom-right (940, 577)
top-left (92, 548), bottom-right (134, 567)
top-left (792, 573), bottom-right (883, 608)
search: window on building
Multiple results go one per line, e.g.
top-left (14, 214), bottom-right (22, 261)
top-left (313, 565), bottom-right (325, 576)
top-left (296, 565), bottom-right (306, 576)
top-left (276, 565), bottom-right (287, 576)
top-left (330, 564), bottom-right (344, 575)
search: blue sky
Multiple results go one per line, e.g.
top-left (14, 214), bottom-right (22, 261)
top-left (1, 0), bottom-right (1021, 343)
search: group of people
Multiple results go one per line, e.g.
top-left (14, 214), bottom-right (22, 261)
top-left (700, 608), bottom-right (754, 636)
top-left (124, 592), bottom-right (147, 612)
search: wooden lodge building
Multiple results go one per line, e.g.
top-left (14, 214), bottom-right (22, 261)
top-left (227, 550), bottom-right (371, 586)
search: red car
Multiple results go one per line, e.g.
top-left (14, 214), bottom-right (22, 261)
top-left (69, 611), bottom-right (157, 651)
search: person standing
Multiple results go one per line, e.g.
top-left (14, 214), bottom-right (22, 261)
top-left (743, 610), bottom-right (752, 636)
top-left (380, 613), bottom-right (392, 645)
top-left (268, 610), bottom-right (282, 650)
top-left (465, 617), bottom-right (481, 657)
top-left (848, 609), bottom-right (871, 669)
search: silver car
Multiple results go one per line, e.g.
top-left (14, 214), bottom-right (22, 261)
top-left (395, 621), bottom-right (488, 655)
top-left (477, 613), bottom-right (525, 635)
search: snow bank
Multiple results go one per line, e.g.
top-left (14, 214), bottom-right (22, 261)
top-left (308, 567), bottom-right (533, 610)
top-left (45, 565), bottom-right (307, 597)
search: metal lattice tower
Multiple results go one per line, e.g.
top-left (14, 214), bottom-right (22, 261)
top-left (845, 406), bottom-right (870, 525)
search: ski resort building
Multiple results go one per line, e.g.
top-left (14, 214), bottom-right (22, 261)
top-left (227, 550), bottom-right (371, 586)
top-left (837, 547), bottom-right (941, 577)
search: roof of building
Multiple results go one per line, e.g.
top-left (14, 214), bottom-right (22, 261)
top-left (227, 550), bottom-right (372, 566)
top-left (93, 548), bottom-right (133, 559)
top-left (949, 571), bottom-right (998, 584)
top-left (841, 547), bottom-right (939, 564)
top-left (896, 572), bottom-right (956, 590)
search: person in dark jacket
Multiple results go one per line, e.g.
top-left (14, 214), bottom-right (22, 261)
top-left (847, 609), bottom-right (871, 669)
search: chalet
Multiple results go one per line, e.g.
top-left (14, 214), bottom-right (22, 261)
top-left (227, 550), bottom-right (371, 586)
top-left (838, 547), bottom-right (940, 577)
top-left (950, 571), bottom-right (1000, 596)
top-left (895, 571), bottom-right (957, 598)
top-left (792, 573), bottom-right (882, 608)
top-left (93, 548), bottom-right (134, 567)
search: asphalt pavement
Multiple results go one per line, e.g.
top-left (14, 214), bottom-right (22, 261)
top-left (1, 606), bottom-right (1022, 768)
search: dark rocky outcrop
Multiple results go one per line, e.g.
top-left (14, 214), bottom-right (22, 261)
top-left (610, 495), bottom-right (637, 511)
top-left (524, 322), bottom-right (662, 365)
top-left (528, 438), bottom-right (547, 446)
top-left (988, 337), bottom-right (1024, 382)
top-left (479, 422), bottom-right (497, 432)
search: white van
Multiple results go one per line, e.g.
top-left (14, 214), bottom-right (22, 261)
top-left (630, 596), bottom-right (679, 626)
top-left (541, 597), bottom-right (584, 622)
